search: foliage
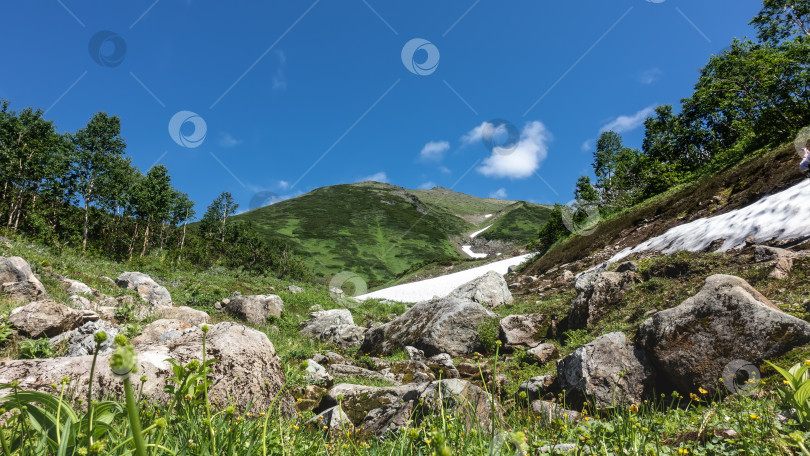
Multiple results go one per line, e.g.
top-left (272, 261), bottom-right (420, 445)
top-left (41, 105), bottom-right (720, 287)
top-left (0, 315), bottom-right (13, 345)
top-left (476, 317), bottom-right (501, 354)
top-left (768, 360), bottom-right (810, 429)
top-left (19, 338), bottom-right (54, 359)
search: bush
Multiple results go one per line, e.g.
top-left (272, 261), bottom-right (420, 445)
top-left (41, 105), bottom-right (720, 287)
top-left (477, 317), bottom-right (501, 354)
top-left (19, 338), bottom-right (54, 359)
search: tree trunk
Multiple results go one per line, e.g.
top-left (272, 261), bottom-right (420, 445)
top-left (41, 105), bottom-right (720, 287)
top-left (128, 221), bottom-right (139, 261)
top-left (140, 221), bottom-right (150, 258)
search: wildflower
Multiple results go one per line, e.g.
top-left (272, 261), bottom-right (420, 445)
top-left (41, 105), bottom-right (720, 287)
top-left (323, 425), bottom-right (329, 430)
top-left (689, 393), bottom-right (700, 402)
top-left (698, 387), bottom-right (708, 395)
top-left (297, 398), bottom-right (303, 403)
top-left (804, 360), bottom-right (810, 366)
top-left (749, 414), bottom-right (759, 420)
top-left (292, 425), bottom-right (299, 431)
top-left (678, 449), bottom-right (689, 455)
top-left (629, 404), bottom-right (639, 413)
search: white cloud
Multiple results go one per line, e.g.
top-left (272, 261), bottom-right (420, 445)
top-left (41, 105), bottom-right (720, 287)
top-left (418, 181), bottom-right (436, 190)
top-left (278, 180), bottom-right (290, 190)
top-left (358, 171), bottom-right (388, 183)
top-left (489, 188), bottom-right (507, 199)
top-left (419, 140), bottom-right (450, 161)
top-left (639, 68), bottom-right (663, 85)
top-left (461, 123), bottom-right (486, 146)
top-left (581, 139), bottom-right (594, 152)
top-left (475, 121), bottom-right (550, 179)
top-left (600, 105), bottom-right (657, 134)
top-left (218, 132), bottom-right (242, 148)
top-left (439, 166), bottom-right (452, 174)
top-left (273, 50), bottom-right (287, 90)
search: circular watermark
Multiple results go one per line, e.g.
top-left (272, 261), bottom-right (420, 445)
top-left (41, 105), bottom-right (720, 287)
top-left (481, 119), bottom-right (520, 156)
top-left (168, 111), bottom-right (207, 148)
top-left (401, 38), bottom-right (440, 76)
top-left (645, 0), bottom-right (666, 3)
top-left (794, 126), bottom-right (810, 158)
top-left (721, 359), bottom-right (761, 395)
top-left (560, 200), bottom-right (600, 236)
top-left (88, 30), bottom-right (127, 67)
top-left (328, 271), bottom-right (367, 308)
top-left (249, 191), bottom-right (279, 211)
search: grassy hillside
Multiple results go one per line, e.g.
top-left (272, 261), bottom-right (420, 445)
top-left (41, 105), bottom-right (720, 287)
top-left (235, 182), bottom-right (552, 287)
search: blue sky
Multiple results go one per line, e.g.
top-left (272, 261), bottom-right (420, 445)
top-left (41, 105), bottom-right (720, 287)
top-left (1, 0), bottom-right (763, 214)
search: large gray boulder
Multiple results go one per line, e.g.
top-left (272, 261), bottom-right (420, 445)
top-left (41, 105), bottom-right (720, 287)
top-left (360, 297), bottom-right (498, 357)
top-left (448, 270), bottom-right (513, 308)
top-left (115, 272), bottom-right (172, 308)
top-left (132, 319), bottom-right (194, 345)
top-left (637, 274), bottom-right (810, 395)
top-left (9, 300), bottom-right (84, 338)
top-left (319, 324), bottom-right (367, 349)
top-left (299, 309), bottom-right (355, 338)
top-left (223, 293), bottom-right (283, 325)
top-left (0, 322), bottom-right (295, 415)
top-left (556, 332), bottom-right (655, 409)
top-left (49, 320), bottom-right (120, 357)
top-left (0, 256), bottom-right (47, 302)
top-left (567, 270), bottom-right (637, 329)
top-left (498, 313), bottom-right (550, 350)
top-left (319, 379), bottom-right (498, 436)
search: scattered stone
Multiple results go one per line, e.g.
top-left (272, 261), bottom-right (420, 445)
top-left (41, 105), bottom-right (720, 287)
top-left (312, 351), bottom-right (350, 366)
top-left (132, 319), bottom-right (192, 345)
top-left (308, 304), bottom-right (323, 312)
top-left (305, 359), bottom-right (333, 385)
top-left (69, 294), bottom-right (93, 310)
top-left (555, 270), bottom-right (575, 285)
top-left (154, 306), bottom-right (209, 326)
top-left (531, 400), bottom-right (580, 423)
top-left (0, 256), bottom-right (47, 302)
top-left (447, 270), bottom-right (513, 308)
top-left (50, 273), bottom-right (94, 295)
top-left (704, 239), bottom-right (725, 252)
top-left (223, 292), bottom-right (283, 325)
top-left (527, 343), bottom-right (560, 365)
top-left (615, 261), bottom-right (639, 273)
top-left (567, 270), bottom-right (638, 329)
top-left (518, 375), bottom-right (556, 402)
top-left (287, 285), bottom-right (304, 294)
top-left (0, 322), bottom-right (295, 414)
top-left (769, 257), bottom-right (793, 280)
top-left (307, 406), bottom-right (354, 433)
top-left (294, 385), bottom-right (327, 412)
top-left (115, 272), bottom-right (172, 308)
top-left (557, 332), bottom-right (655, 409)
top-left (360, 297), bottom-right (498, 357)
top-left (326, 364), bottom-right (394, 384)
top-left (300, 309), bottom-right (354, 338)
top-left (637, 274), bottom-right (810, 395)
top-left (319, 324), bottom-right (367, 349)
top-left (744, 236), bottom-right (757, 246)
top-left (49, 320), bottom-right (119, 357)
top-left (9, 300), bottom-right (83, 338)
top-left (754, 245), bottom-right (792, 262)
top-left (498, 313), bottom-right (550, 350)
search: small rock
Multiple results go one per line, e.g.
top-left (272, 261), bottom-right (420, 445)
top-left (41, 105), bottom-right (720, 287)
top-left (769, 257), bottom-right (793, 280)
top-left (224, 293), bottom-right (283, 326)
top-left (518, 375), bottom-right (556, 402)
top-left (527, 343), bottom-right (559, 365)
top-left (154, 306), bottom-right (209, 326)
top-left (300, 309), bottom-right (354, 339)
top-left (9, 300), bottom-right (83, 338)
top-left (615, 261), bottom-right (638, 273)
top-left (305, 359), bottom-right (333, 385)
top-left (531, 400), bottom-right (580, 423)
top-left (306, 406), bottom-right (353, 433)
top-left (287, 285), bottom-right (304, 294)
top-left (115, 272), bottom-right (172, 308)
top-left (499, 313), bottom-right (550, 350)
top-left (755, 245), bottom-right (791, 262)
top-left (132, 319), bottom-right (191, 345)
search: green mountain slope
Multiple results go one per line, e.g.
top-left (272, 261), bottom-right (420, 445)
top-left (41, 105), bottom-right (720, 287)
top-left (234, 182), bottom-right (552, 286)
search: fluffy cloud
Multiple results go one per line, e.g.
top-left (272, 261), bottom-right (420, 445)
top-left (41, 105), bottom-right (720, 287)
top-left (278, 180), bottom-right (290, 190)
top-left (418, 181), bottom-right (436, 189)
top-left (600, 105), bottom-right (657, 134)
top-left (581, 139), bottom-right (594, 152)
top-left (474, 121), bottom-right (550, 179)
top-left (419, 140), bottom-right (450, 161)
top-left (358, 171), bottom-right (388, 183)
top-left (218, 132), bottom-right (242, 148)
top-left (489, 188), bottom-right (507, 199)
top-left (639, 68), bottom-right (662, 85)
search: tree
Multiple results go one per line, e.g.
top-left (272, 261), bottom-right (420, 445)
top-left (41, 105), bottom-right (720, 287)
top-left (751, 0), bottom-right (810, 44)
top-left (170, 191), bottom-right (195, 251)
top-left (574, 176), bottom-right (599, 205)
top-left (129, 165), bottom-right (174, 257)
top-left (69, 112), bottom-right (126, 251)
top-left (199, 192), bottom-right (239, 243)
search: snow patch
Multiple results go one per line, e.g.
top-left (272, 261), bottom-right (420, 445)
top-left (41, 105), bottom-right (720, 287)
top-left (609, 179), bottom-right (810, 264)
top-left (484, 214), bottom-right (493, 218)
top-left (357, 252), bottom-right (536, 303)
top-left (462, 245), bottom-right (488, 259)
top-left (470, 224), bottom-right (492, 239)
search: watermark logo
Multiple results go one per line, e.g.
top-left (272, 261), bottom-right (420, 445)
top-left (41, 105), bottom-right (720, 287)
top-left (481, 119), bottom-right (520, 156)
top-left (721, 359), bottom-right (761, 395)
top-left (401, 38), bottom-right (440, 76)
top-left (249, 191), bottom-right (279, 211)
top-left (794, 126), bottom-right (810, 157)
top-left (560, 200), bottom-right (600, 236)
top-left (88, 31), bottom-right (127, 68)
top-left (168, 111), bottom-right (207, 148)
top-left (328, 271), bottom-right (367, 308)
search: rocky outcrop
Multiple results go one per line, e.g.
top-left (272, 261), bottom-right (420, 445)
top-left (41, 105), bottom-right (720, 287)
top-left (8, 300), bottom-right (84, 338)
top-left (448, 270), bottom-right (513, 308)
top-left (557, 332), bottom-right (655, 409)
top-left (0, 322), bottom-right (295, 415)
top-left (0, 256), bottom-right (47, 302)
top-left (49, 273), bottom-right (94, 295)
top-left (567, 270), bottom-right (637, 329)
top-left (498, 313), bottom-right (550, 350)
top-left (300, 309), bottom-right (355, 338)
top-left (319, 324), bottom-right (367, 349)
top-left (527, 343), bottom-right (560, 365)
top-left (49, 320), bottom-right (119, 357)
top-left (132, 319), bottom-right (194, 345)
top-left (305, 359), bottom-right (333, 385)
top-left (115, 272), bottom-right (172, 308)
top-left (518, 375), bottom-right (556, 402)
top-left (326, 364), bottom-right (394, 384)
top-left (307, 406), bottom-right (353, 433)
top-left (154, 306), bottom-right (209, 326)
top-left (637, 274), bottom-right (810, 395)
top-left (319, 379), bottom-right (498, 436)
top-left (223, 293), bottom-right (283, 325)
top-left (360, 297), bottom-right (498, 357)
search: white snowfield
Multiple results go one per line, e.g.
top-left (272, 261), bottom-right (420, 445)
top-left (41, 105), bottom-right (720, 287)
top-left (461, 245), bottom-right (488, 259)
top-left (610, 179), bottom-right (810, 264)
top-left (356, 252), bottom-right (536, 303)
top-left (469, 224), bottom-right (493, 239)
top-left (484, 213), bottom-right (493, 218)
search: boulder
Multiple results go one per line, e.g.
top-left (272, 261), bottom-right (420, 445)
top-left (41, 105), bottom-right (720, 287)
top-left (360, 297), bottom-right (498, 357)
top-left (8, 300), bottom-right (84, 338)
top-left (319, 324), bottom-right (367, 349)
top-left (531, 400), bottom-right (580, 423)
top-left (49, 320), bottom-right (120, 357)
top-left (498, 313), bottom-right (550, 350)
top-left (305, 359), bottom-right (333, 385)
top-left (637, 274), bottom-right (810, 395)
top-left (287, 285), bottom-right (304, 294)
top-left (294, 385), bottom-right (327, 412)
top-left (380, 360), bottom-right (435, 384)
top-left (0, 322), bottom-right (295, 415)
top-left (307, 406), bottom-right (354, 433)
top-left (326, 364), bottom-right (394, 384)
top-left (448, 270), bottom-right (513, 308)
top-left (115, 272), bottom-right (172, 308)
top-left (154, 306), bottom-right (209, 326)
top-left (50, 273), bottom-right (94, 295)
top-left (770, 257), bottom-right (793, 280)
top-left (300, 309), bottom-right (354, 338)
top-left (69, 294), bottom-right (93, 310)
top-left (518, 375), bottom-right (556, 402)
top-left (527, 343), bottom-right (560, 365)
top-left (223, 293), bottom-right (283, 325)
top-left (555, 270), bottom-right (574, 285)
top-left (567, 270), bottom-right (637, 329)
top-left (319, 379), bottom-right (498, 436)
top-left (556, 332), bottom-right (655, 409)
top-left (0, 256), bottom-right (47, 302)
top-left (132, 319), bottom-right (194, 345)
top-left (754, 245), bottom-right (792, 262)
